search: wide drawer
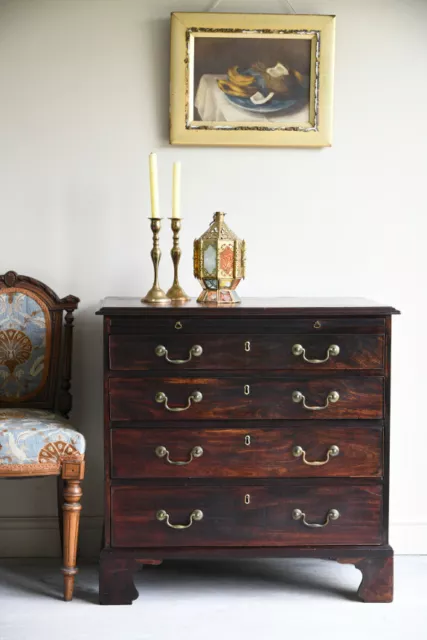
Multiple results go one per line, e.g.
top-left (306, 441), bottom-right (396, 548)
top-left (108, 317), bottom-right (386, 335)
top-left (109, 334), bottom-right (384, 371)
top-left (111, 483), bottom-right (383, 547)
top-left (108, 377), bottom-right (384, 421)
top-left (111, 427), bottom-right (383, 479)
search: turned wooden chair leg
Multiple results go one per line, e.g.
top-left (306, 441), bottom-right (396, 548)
top-left (57, 476), bottom-right (64, 551)
top-left (61, 459), bottom-right (85, 601)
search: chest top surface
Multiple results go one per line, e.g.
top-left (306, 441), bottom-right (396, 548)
top-left (96, 297), bottom-right (399, 317)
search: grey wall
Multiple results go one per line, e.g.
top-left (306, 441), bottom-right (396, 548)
top-left (0, 0), bottom-right (425, 555)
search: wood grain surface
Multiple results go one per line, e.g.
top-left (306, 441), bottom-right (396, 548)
top-left (109, 376), bottom-right (384, 421)
top-left (109, 334), bottom-right (384, 371)
top-left (111, 426), bottom-right (383, 479)
top-left (111, 483), bottom-right (384, 547)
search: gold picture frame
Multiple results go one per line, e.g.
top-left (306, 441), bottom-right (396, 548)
top-left (170, 12), bottom-right (335, 148)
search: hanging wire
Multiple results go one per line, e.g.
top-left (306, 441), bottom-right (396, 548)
top-left (280, 0), bottom-right (297, 13)
top-left (207, 0), bottom-right (223, 11)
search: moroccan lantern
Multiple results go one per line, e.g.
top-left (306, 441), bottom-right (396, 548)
top-left (193, 212), bottom-right (246, 304)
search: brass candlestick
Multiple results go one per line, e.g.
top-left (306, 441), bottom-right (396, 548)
top-left (167, 217), bottom-right (191, 302)
top-left (142, 218), bottom-right (169, 304)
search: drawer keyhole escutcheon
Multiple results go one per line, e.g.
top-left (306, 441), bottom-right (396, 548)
top-left (244, 385), bottom-right (250, 396)
top-left (155, 390), bottom-right (203, 412)
top-left (313, 320), bottom-right (321, 329)
top-left (292, 343), bottom-right (340, 364)
top-left (244, 494), bottom-right (251, 505)
top-left (155, 445), bottom-right (203, 466)
top-left (174, 321), bottom-right (183, 330)
top-left (292, 390), bottom-right (339, 411)
top-left (244, 435), bottom-right (251, 446)
top-left (292, 445), bottom-right (339, 466)
top-left (156, 509), bottom-right (203, 529)
top-left (244, 341), bottom-right (251, 352)
top-left (292, 508), bottom-right (340, 528)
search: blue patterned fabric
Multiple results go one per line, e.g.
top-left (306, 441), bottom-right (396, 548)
top-left (0, 409), bottom-right (85, 467)
top-left (0, 292), bottom-right (49, 401)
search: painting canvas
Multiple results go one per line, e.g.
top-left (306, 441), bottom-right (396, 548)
top-left (170, 13), bottom-right (335, 147)
top-left (193, 37), bottom-right (311, 125)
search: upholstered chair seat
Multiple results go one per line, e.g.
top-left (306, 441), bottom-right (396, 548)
top-left (0, 409), bottom-right (85, 474)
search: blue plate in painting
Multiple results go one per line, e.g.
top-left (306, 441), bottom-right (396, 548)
top-left (224, 94), bottom-right (298, 114)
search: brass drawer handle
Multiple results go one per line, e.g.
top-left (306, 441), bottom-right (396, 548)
top-left (156, 509), bottom-right (203, 529)
top-left (155, 445), bottom-right (203, 465)
top-left (292, 444), bottom-right (339, 466)
top-left (292, 390), bottom-right (339, 411)
top-left (155, 390), bottom-right (203, 412)
top-left (292, 343), bottom-right (340, 364)
top-left (292, 508), bottom-right (340, 528)
top-left (155, 344), bottom-right (203, 364)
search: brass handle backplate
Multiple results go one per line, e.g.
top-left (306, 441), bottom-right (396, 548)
top-left (155, 445), bottom-right (203, 466)
top-left (292, 445), bottom-right (340, 466)
top-left (155, 390), bottom-right (203, 412)
top-left (292, 343), bottom-right (340, 364)
top-left (155, 344), bottom-right (203, 364)
top-left (156, 509), bottom-right (203, 529)
top-left (292, 390), bottom-right (340, 411)
top-left (292, 508), bottom-right (340, 528)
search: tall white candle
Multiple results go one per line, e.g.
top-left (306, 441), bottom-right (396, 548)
top-left (172, 161), bottom-right (181, 218)
top-left (149, 152), bottom-right (159, 218)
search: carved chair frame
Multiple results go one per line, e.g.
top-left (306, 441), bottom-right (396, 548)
top-left (0, 270), bottom-right (83, 601)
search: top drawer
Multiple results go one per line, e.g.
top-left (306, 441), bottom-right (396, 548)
top-left (108, 317), bottom-right (385, 335)
top-left (109, 334), bottom-right (384, 371)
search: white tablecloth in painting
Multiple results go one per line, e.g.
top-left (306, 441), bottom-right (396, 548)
top-left (194, 74), bottom-right (309, 124)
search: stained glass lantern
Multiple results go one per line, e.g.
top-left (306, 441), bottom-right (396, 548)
top-left (193, 212), bottom-right (246, 304)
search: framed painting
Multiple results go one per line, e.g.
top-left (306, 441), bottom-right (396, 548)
top-left (170, 12), bottom-right (335, 148)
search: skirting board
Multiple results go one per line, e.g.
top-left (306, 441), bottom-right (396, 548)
top-left (0, 516), bottom-right (103, 558)
top-left (0, 518), bottom-right (425, 557)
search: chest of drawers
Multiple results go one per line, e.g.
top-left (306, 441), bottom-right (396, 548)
top-left (97, 297), bottom-right (399, 605)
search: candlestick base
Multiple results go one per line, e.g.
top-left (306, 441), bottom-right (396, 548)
top-left (142, 286), bottom-right (169, 304)
top-left (166, 283), bottom-right (191, 303)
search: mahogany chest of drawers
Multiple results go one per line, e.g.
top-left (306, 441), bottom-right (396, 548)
top-left (97, 297), bottom-right (399, 605)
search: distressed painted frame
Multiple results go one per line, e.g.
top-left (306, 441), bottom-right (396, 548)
top-left (170, 12), bottom-right (335, 147)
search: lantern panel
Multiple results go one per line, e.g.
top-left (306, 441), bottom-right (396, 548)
top-left (219, 244), bottom-right (234, 277)
top-left (203, 244), bottom-right (217, 276)
top-left (205, 279), bottom-right (218, 290)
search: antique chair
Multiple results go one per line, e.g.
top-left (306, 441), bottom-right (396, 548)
top-left (0, 270), bottom-right (85, 601)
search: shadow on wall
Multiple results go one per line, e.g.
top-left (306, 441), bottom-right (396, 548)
top-left (71, 304), bottom-right (104, 516)
top-left (146, 18), bottom-right (171, 143)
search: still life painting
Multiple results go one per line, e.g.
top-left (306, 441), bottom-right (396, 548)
top-left (170, 13), bottom-right (335, 148)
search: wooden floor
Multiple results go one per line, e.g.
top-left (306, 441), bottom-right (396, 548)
top-left (0, 556), bottom-right (425, 639)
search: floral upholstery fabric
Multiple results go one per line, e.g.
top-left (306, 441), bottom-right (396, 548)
top-left (0, 409), bottom-right (85, 469)
top-left (0, 292), bottom-right (49, 401)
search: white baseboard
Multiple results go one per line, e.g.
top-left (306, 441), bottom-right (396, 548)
top-left (389, 523), bottom-right (427, 555)
top-left (0, 518), bottom-right (425, 558)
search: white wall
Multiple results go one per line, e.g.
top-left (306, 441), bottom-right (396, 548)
top-left (0, 0), bottom-right (425, 556)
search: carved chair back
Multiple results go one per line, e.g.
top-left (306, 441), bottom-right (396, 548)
top-left (0, 271), bottom-right (79, 417)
